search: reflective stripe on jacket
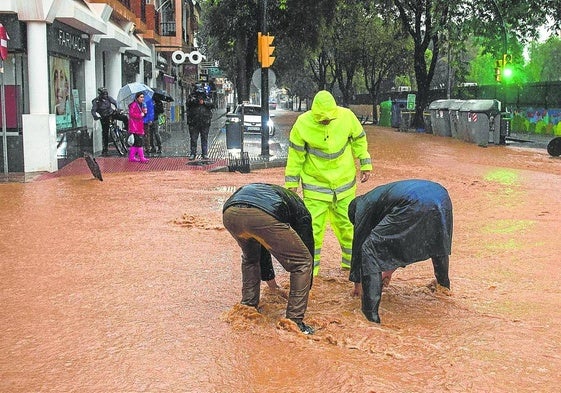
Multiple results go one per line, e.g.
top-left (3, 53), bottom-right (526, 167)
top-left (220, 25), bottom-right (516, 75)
top-left (285, 97), bottom-right (372, 202)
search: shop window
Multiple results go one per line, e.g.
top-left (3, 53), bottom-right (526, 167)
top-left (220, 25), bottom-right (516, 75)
top-left (49, 55), bottom-right (84, 131)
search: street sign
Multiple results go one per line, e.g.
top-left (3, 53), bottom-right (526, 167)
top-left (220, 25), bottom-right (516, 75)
top-left (406, 94), bottom-right (416, 110)
top-left (0, 23), bottom-right (9, 61)
top-left (252, 68), bottom-right (276, 89)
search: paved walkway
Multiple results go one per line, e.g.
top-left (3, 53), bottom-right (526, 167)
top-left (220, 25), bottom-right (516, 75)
top-left (31, 108), bottom-right (291, 181)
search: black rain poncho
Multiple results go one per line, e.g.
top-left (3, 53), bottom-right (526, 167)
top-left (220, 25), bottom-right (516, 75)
top-left (348, 179), bottom-right (453, 282)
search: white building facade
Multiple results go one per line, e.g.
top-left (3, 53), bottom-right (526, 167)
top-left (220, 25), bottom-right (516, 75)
top-left (0, 0), bottom-right (202, 173)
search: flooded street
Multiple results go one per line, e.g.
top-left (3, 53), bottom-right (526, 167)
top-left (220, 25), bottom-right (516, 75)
top-left (1, 112), bottom-right (561, 392)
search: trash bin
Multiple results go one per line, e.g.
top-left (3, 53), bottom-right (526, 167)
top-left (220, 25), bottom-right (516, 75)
top-left (379, 100), bottom-right (392, 127)
top-left (429, 99), bottom-right (461, 137)
top-left (391, 99), bottom-right (407, 128)
top-left (399, 110), bottom-right (415, 132)
top-left (499, 111), bottom-right (512, 145)
top-left (448, 100), bottom-right (465, 139)
top-left (225, 115), bottom-right (243, 150)
top-left (423, 111), bottom-right (432, 134)
top-left (457, 99), bottom-right (501, 147)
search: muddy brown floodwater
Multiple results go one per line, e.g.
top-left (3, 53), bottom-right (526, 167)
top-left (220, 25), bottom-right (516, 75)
top-left (1, 110), bottom-right (561, 392)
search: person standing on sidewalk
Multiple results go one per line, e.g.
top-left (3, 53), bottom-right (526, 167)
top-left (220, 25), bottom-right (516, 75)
top-left (150, 96), bottom-right (164, 154)
top-left (91, 87), bottom-right (128, 156)
top-left (285, 90), bottom-right (372, 276)
top-left (127, 92), bottom-right (149, 163)
top-left (186, 83), bottom-right (214, 160)
top-left (222, 183), bottom-right (315, 335)
top-left (143, 95), bottom-right (155, 156)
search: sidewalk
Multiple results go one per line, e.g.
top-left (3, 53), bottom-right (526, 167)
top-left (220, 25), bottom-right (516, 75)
top-left (30, 108), bottom-right (291, 181)
top-left (506, 131), bottom-right (554, 149)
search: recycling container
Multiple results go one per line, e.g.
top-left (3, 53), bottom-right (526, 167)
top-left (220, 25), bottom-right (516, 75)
top-left (391, 99), bottom-right (407, 128)
top-left (428, 100), bottom-right (453, 137)
top-left (457, 99), bottom-right (501, 146)
top-left (379, 100), bottom-right (392, 127)
top-left (448, 100), bottom-right (465, 139)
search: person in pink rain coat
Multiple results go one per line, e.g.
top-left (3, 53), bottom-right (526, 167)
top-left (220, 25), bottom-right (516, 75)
top-left (128, 92), bottom-right (149, 163)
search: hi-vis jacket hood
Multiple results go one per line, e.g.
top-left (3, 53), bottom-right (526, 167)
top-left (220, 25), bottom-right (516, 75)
top-left (311, 90), bottom-right (339, 123)
top-left (285, 91), bottom-right (372, 202)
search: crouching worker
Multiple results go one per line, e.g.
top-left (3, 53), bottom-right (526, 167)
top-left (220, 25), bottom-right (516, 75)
top-left (348, 179), bottom-right (453, 323)
top-left (223, 183), bottom-right (315, 335)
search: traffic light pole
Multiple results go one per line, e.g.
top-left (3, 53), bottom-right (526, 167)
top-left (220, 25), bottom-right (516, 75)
top-left (260, 0), bottom-right (270, 158)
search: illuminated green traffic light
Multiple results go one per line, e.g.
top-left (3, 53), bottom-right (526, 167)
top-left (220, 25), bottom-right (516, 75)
top-left (502, 66), bottom-right (513, 80)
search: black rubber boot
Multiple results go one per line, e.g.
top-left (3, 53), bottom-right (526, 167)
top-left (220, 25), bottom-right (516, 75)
top-left (361, 273), bottom-right (383, 323)
top-left (290, 318), bottom-right (315, 335)
top-left (432, 255), bottom-right (450, 289)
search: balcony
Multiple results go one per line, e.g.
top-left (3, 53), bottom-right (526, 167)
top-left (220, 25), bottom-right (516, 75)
top-left (160, 21), bottom-right (176, 37)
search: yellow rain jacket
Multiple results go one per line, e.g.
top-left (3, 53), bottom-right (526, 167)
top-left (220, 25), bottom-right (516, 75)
top-left (285, 91), bottom-right (372, 201)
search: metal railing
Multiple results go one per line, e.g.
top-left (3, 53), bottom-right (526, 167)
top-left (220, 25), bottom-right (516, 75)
top-left (160, 21), bottom-right (176, 37)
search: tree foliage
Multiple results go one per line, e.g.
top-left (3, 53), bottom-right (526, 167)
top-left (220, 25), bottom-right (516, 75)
top-left (199, 0), bottom-right (561, 119)
top-left (199, 0), bottom-right (336, 103)
top-left (377, 0), bottom-right (561, 127)
top-left (525, 37), bottom-right (561, 82)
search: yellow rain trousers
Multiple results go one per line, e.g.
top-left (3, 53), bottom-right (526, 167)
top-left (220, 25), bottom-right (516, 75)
top-left (285, 91), bottom-right (372, 275)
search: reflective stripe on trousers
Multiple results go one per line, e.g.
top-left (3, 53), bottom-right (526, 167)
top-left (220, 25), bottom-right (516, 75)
top-left (304, 194), bottom-right (354, 275)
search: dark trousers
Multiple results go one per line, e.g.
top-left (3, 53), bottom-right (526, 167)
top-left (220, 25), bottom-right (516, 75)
top-left (99, 117), bottom-right (111, 151)
top-left (99, 113), bottom-right (128, 152)
top-left (188, 124), bottom-right (210, 156)
top-left (222, 206), bottom-right (313, 321)
top-left (150, 121), bottom-right (162, 150)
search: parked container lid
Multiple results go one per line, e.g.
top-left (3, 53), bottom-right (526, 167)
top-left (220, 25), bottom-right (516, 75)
top-left (448, 99), bottom-right (465, 111)
top-left (459, 99), bottom-right (501, 114)
top-left (428, 99), bottom-right (454, 110)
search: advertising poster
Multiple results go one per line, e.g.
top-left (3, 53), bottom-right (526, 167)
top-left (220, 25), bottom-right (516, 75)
top-left (50, 56), bottom-right (72, 129)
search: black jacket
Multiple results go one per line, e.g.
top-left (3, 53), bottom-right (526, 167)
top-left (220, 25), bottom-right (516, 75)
top-left (223, 183), bottom-right (315, 279)
top-left (348, 179), bottom-right (453, 282)
top-left (186, 92), bottom-right (213, 127)
top-left (91, 95), bottom-right (118, 119)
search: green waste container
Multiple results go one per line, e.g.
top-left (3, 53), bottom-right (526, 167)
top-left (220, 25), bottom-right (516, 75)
top-left (379, 100), bottom-right (392, 127)
top-left (457, 99), bottom-right (501, 147)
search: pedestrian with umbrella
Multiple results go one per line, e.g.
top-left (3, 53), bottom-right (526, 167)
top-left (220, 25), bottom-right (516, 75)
top-left (142, 94), bottom-right (155, 155)
top-left (149, 95), bottom-right (165, 154)
top-left (117, 82), bottom-right (154, 107)
top-left (127, 92), bottom-right (149, 163)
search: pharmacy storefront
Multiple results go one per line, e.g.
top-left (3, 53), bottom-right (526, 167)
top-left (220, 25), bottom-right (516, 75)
top-left (47, 21), bottom-right (91, 168)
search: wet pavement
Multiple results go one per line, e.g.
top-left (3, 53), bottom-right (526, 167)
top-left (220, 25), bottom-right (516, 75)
top-left (1, 107), bottom-right (292, 182)
top-left (0, 109), bottom-right (556, 183)
top-left (2, 119), bottom-right (561, 392)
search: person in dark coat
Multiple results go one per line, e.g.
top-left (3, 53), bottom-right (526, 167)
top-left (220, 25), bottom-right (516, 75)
top-left (91, 87), bottom-right (128, 156)
top-left (149, 97), bottom-right (164, 154)
top-left (348, 179), bottom-right (453, 323)
top-left (223, 183), bottom-right (315, 335)
top-left (186, 83), bottom-right (214, 160)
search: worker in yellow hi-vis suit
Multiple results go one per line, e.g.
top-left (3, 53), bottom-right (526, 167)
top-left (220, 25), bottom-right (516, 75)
top-left (285, 90), bottom-right (372, 276)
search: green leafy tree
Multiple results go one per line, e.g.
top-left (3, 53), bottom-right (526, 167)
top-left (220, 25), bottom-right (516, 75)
top-left (360, 15), bottom-right (413, 121)
top-left (379, 0), bottom-right (561, 128)
top-left (525, 37), bottom-right (561, 82)
top-left (199, 0), bottom-right (336, 103)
